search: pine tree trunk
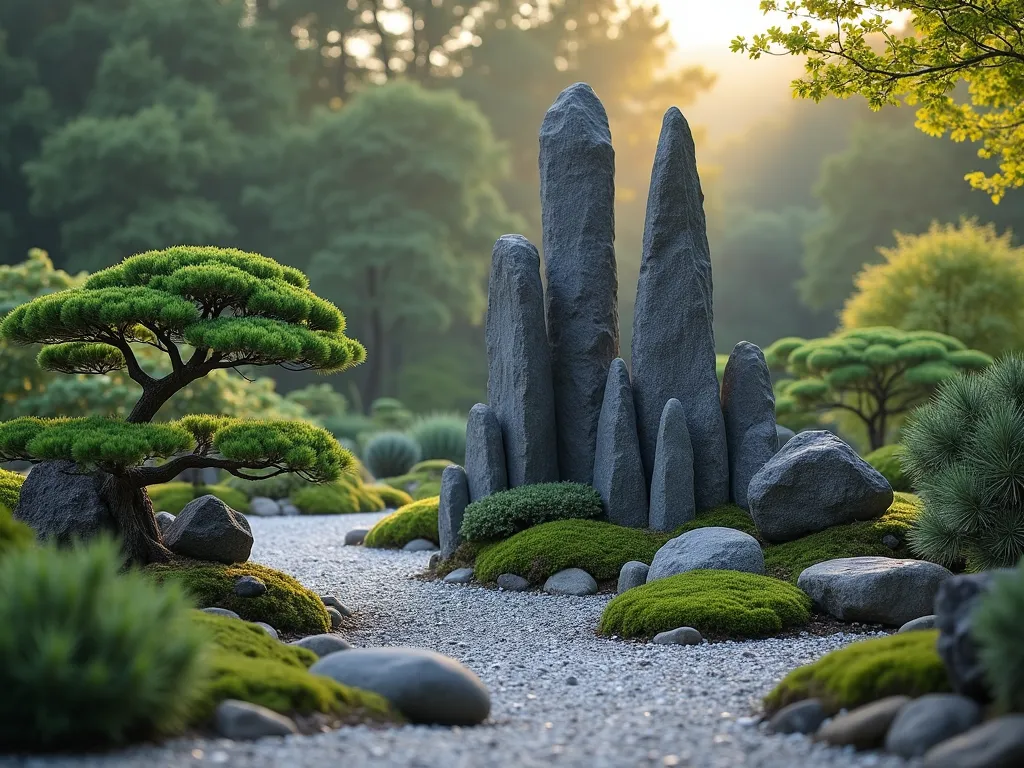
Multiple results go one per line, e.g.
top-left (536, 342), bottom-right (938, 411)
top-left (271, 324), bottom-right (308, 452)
top-left (100, 474), bottom-right (171, 565)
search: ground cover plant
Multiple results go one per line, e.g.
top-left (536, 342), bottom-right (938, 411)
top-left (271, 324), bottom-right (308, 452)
top-left (364, 496), bottom-right (441, 549)
top-left (0, 246), bottom-right (364, 563)
top-left (460, 482), bottom-right (604, 542)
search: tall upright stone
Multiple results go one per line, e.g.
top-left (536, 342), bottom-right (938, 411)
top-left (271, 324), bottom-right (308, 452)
top-left (721, 341), bottom-right (777, 510)
top-left (631, 107), bottom-right (729, 512)
top-left (486, 235), bottom-right (559, 487)
top-left (438, 465), bottom-right (470, 559)
top-left (593, 358), bottom-right (648, 528)
top-left (540, 83), bottom-right (618, 486)
top-left (649, 399), bottom-right (695, 532)
top-left (464, 403), bottom-right (508, 502)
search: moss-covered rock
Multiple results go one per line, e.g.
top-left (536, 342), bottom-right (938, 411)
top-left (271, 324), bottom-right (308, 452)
top-left (864, 444), bottom-right (912, 492)
top-left (763, 493), bottom-right (922, 583)
top-left (368, 484), bottom-right (414, 509)
top-left (598, 570), bottom-right (811, 639)
top-left (763, 630), bottom-right (950, 714)
top-left (148, 483), bottom-right (251, 515)
top-left (147, 560), bottom-right (330, 635)
top-left (364, 497), bottom-right (440, 548)
top-left (474, 519), bottom-right (667, 583)
top-left (291, 481), bottom-right (386, 514)
top-left (190, 611), bottom-right (396, 724)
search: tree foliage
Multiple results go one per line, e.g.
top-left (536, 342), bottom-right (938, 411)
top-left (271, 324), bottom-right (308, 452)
top-left (766, 327), bottom-right (992, 449)
top-left (733, 1), bottom-right (1024, 202)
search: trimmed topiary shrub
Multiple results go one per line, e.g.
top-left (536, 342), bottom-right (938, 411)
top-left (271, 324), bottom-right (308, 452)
top-left (190, 611), bottom-right (395, 724)
top-left (369, 484), bottom-right (414, 509)
top-left (408, 414), bottom-right (467, 464)
top-left (598, 570), bottom-right (811, 640)
top-left (763, 493), bottom-right (922, 583)
top-left (903, 353), bottom-right (1024, 570)
top-left (763, 630), bottom-right (950, 714)
top-left (460, 482), bottom-right (604, 542)
top-left (147, 560), bottom-right (330, 635)
top-left (291, 481), bottom-right (385, 515)
top-left (864, 444), bottom-right (912, 492)
top-left (364, 431), bottom-right (421, 479)
top-left (364, 496), bottom-right (440, 548)
top-left (0, 538), bottom-right (207, 750)
top-left (973, 560), bottom-right (1024, 713)
top-left (0, 468), bottom-right (24, 508)
top-left (475, 519), bottom-right (666, 584)
top-left (224, 471), bottom-right (309, 500)
top-left (148, 483), bottom-right (251, 515)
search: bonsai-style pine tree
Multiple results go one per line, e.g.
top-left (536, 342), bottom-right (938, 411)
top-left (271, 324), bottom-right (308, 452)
top-left (0, 246), bottom-right (365, 563)
top-left (765, 327), bottom-right (992, 450)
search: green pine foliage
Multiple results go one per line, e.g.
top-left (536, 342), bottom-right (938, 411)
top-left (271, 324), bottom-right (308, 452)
top-left (363, 431), bottom-right (421, 479)
top-left (364, 497), bottom-right (440, 549)
top-left (147, 483), bottom-right (250, 515)
top-left (863, 444), bottom-right (912, 492)
top-left (0, 467), bottom-right (25, 508)
top-left (407, 414), bottom-right (467, 464)
top-left (973, 560), bottom-right (1024, 713)
top-left (903, 353), bottom-right (1024, 570)
top-left (460, 482), bottom-right (605, 542)
top-left (763, 630), bottom-right (951, 714)
top-left (599, 570), bottom-right (811, 640)
top-left (0, 538), bottom-right (207, 750)
top-left (147, 560), bottom-right (330, 635)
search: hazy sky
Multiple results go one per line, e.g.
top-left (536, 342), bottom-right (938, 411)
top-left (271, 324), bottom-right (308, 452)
top-left (659, 0), bottom-right (799, 56)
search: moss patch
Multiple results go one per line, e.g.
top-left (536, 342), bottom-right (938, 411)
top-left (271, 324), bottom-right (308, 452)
top-left (291, 481), bottom-right (385, 514)
top-left (379, 461), bottom-right (449, 500)
top-left (764, 630), bottom-right (950, 714)
top-left (598, 570), bottom-right (811, 639)
top-left (190, 611), bottom-right (396, 724)
top-left (672, 505), bottom-right (758, 538)
top-left (763, 493), bottom-right (922, 583)
top-left (368, 484), bottom-right (414, 509)
top-left (475, 519), bottom-right (667, 583)
top-left (0, 468), bottom-right (25, 509)
top-left (147, 560), bottom-right (330, 635)
top-left (364, 497), bottom-right (440, 548)
top-left (864, 445), bottom-right (912, 492)
top-left (148, 483), bottom-right (251, 515)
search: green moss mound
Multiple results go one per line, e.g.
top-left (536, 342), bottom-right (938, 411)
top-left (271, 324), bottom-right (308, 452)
top-left (0, 468), bottom-right (25, 508)
top-left (148, 560), bottom-right (330, 635)
top-left (148, 482), bottom-right (250, 515)
top-left (599, 570), bottom-right (811, 639)
top-left (364, 496), bottom-right (440, 548)
top-left (763, 493), bottom-right (922, 583)
top-left (191, 611), bottom-right (395, 724)
top-left (864, 444), bottom-right (912, 492)
top-left (764, 630), bottom-right (950, 714)
top-left (291, 480), bottom-right (385, 514)
top-left (673, 504), bottom-right (758, 538)
top-left (379, 460), bottom-right (450, 500)
top-left (409, 459), bottom-right (454, 475)
top-left (460, 482), bottom-right (604, 542)
top-left (475, 519), bottom-right (667, 583)
top-left (369, 484), bottom-right (414, 509)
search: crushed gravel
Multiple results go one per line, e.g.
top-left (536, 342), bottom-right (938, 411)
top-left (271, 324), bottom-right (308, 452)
top-left (10, 513), bottom-right (908, 768)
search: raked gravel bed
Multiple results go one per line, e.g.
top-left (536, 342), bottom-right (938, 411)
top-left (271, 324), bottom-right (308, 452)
top-left (13, 513), bottom-right (907, 768)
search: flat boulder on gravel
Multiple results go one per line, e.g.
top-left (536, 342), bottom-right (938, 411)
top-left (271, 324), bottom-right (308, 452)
top-left (922, 715), bottom-right (1024, 767)
top-left (646, 527), bottom-right (764, 583)
top-left (543, 568), bottom-right (598, 596)
top-left (290, 634), bottom-right (352, 657)
top-left (310, 647), bottom-right (491, 726)
top-left (163, 495), bottom-right (253, 564)
top-left (885, 693), bottom-right (982, 759)
top-left (652, 627), bottom-right (702, 645)
top-left (497, 573), bottom-right (530, 592)
top-left (344, 528), bottom-right (369, 546)
top-left (215, 700), bottom-right (297, 740)
top-left (402, 538), bottom-right (439, 552)
top-left (617, 561), bottom-right (649, 593)
top-left (797, 557), bottom-right (952, 626)
top-left (444, 568), bottom-right (475, 584)
top-left (248, 497), bottom-right (281, 517)
top-left (748, 430), bottom-right (893, 543)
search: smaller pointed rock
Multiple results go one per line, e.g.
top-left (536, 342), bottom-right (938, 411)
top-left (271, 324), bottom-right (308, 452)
top-left (439, 465), bottom-right (470, 559)
top-left (465, 403), bottom-right (508, 502)
top-left (648, 399), bottom-right (695, 531)
top-left (593, 358), bottom-right (648, 528)
top-left (721, 341), bottom-right (776, 510)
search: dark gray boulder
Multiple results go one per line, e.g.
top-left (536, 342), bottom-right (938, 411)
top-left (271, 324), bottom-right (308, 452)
top-left (775, 424), bottom-right (796, 450)
top-left (748, 430), bottom-right (893, 543)
top-left (214, 700), bottom-right (297, 740)
top-left (540, 83), bottom-right (618, 486)
top-left (464, 403), bottom-right (508, 502)
top-left (652, 627), bottom-right (702, 645)
top-left (402, 538), bottom-right (438, 552)
top-left (443, 567), bottom-right (475, 584)
top-left (310, 647), bottom-right (491, 726)
top-left (155, 511), bottom-right (176, 536)
top-left (647, 527), bottom-right (764, 582)
top-left (922, 715), bottom-right (1024, 768)
top-left (163, 495), bottom-right (252, 564)
top-left (497, 573), bottom-right (530, 592)
top-left (617, 561), bottom-right (649, 594)
top-left (815, 696), bottom-right (910, 750)
top-left (630, 108), bottom-right (728, 512)
top-left (14, 461), bottom-right (115, 544)
top-left (885, 693), bottom-right (982, 759)
top-left (438, 465), bottom-right (470, 559)
top-left (543, 568), bottom-right (598, 596)
top-left (797, 556), bottom-right (953, 626)
top-left (648, 399), bottom-right (695, 531)
top-left (233, 575), bottom-right (267, 598)
top-left (721, 341), bottom-right (776, 510)
top-left (290, 634), bottom-right (352, 657)
top-left (344, 528), bottom-right (368, 546)
top-left (593, 358), bottom-right (647, 528)
top-left (486, 235), bottom-right (559, 487)
top-left (767, 699), bottom-right (827, 735)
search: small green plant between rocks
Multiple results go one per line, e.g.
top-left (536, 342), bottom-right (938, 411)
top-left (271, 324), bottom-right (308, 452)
top-left (973, 559), bottom-right (1024, 713)
top-left (460, 482), bottom-right (604, 542)
top-left (863, 444), bottom-right (912, 492)
top-left (364, 431), bottom-right (421, 479)
top-left (364, 496), bottom-right (441, 548)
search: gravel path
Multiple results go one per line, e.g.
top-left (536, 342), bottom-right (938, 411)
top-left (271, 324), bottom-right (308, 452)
top-left (13, 513), bottom-right (909, 768)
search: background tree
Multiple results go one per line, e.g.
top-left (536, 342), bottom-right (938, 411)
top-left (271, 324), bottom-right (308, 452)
top-left (733, 1), bottom-right (1024, 202)
top-left (0, 246), bottom-right (363, 563)
top-left (842, 219), bottom-right (1024, 356)
top-left (766, 327), bottom-right (992, 450)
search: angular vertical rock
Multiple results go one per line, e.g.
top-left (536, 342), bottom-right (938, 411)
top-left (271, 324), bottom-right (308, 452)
top-left (592, 358), bottom-right (648, 528)
top-left (438, 465), bottom-right (470, 560)
top-left (540, 83), bottom-right (618, 486)
top-left (631, 108), bottom-right (729, 512)
top-left (648, 398), bottom-right (695, 531)
top-left (486, 235), bottom-right (559, 486)
top-left (464, 403), bottom-right (508, 502)
top-left (721, 341), bottom-right (777, 510)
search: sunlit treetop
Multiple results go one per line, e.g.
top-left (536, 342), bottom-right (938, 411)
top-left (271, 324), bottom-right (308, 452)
top-left (732, 1), bottom-right (1024, 202)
